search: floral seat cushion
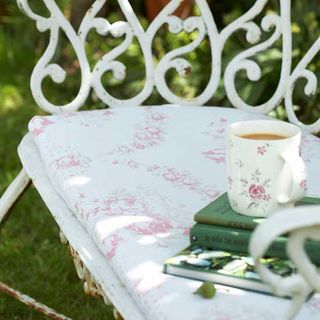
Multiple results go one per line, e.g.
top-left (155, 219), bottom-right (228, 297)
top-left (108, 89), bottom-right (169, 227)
top-left (27, 106), bottom-right (320, 319)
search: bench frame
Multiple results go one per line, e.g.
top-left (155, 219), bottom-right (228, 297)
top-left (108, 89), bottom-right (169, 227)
top-left (1, 0), bottom-right (320, 319)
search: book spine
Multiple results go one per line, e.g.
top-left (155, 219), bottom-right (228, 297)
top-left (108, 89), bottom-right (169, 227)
top-left (194, 195), bottom-right (320, 231)
top-left (190, 224), bottom-right (320, 265)
top-left (194, 216), bottom-right (254, 230)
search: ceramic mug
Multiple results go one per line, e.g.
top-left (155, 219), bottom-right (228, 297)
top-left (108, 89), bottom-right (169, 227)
top-left (226, 120), bottom-right (307, 217)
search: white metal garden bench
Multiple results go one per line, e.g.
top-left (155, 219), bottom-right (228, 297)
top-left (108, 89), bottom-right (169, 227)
top-left (1, 0), bottom-right (320, 319)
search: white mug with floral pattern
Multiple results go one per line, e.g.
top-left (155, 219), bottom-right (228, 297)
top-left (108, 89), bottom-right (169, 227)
top-left (226, 120), bottom-right (307, 217)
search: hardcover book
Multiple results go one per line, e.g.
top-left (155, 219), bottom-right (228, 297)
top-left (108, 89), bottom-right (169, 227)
top-left (189, 223), bottom-right (320, 265)
top-left (194, 193), bottom-right (320, 230)
top-left (163, 245), bottom-right (296, 295)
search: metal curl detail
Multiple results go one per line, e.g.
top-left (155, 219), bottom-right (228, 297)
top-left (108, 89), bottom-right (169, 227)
top-left (17, 0), bottom-right (91, 114)
top-left (285, 37), bottom-right (320, 134)
top-left (154, 0), bottom-right (221, 106)
top-left (249, 206), bottom-right (320, 320)
top-left (224, 0), bottom-right (292, 113)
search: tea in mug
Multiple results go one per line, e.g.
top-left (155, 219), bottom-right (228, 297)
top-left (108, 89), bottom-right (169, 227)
top-left (240, 133), bottom-right (287, 140)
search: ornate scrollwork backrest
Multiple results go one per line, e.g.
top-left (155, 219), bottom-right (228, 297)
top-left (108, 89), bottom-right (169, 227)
top-left (249, 206), bottom-right (320, 320)
top-left (17, 0), bottom-right (320, 135)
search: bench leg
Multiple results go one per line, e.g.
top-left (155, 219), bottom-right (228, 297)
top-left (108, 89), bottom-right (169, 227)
top-left (0, 281), bottom-right (72, 320)
top-left (60, 231), bottom-right (124, 320)
top-left (0, 168), bottom-right (31, 226)
top-left (0, 168), bottom-right (73, 319)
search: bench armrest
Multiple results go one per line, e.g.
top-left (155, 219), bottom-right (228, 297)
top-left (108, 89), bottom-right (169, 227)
top-left (249, 205), bottom-right (320, 319)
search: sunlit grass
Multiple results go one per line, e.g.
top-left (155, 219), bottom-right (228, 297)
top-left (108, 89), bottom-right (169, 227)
top-left (0, 187), bottom-right (115, 320)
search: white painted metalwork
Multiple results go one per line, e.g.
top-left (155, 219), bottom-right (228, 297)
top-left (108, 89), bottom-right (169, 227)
top-left (0, 169), bottom-right (30, 224)
top-left (0, 281), bottom-right (72, 320)
top-left (10, 1), bottom-right (320, 318)
top-left (16, 0), bottom-right (320, 133)
top-left (285, 38), bottom-right (320, 133)
top-left (249, 206), bottom-right (320, 320)
top-left (225, 0), bottom-right (292, 114)
top-left (60, 231), bottom-right (111, 304)
top-left (60, 231), bottom-right (125, 320)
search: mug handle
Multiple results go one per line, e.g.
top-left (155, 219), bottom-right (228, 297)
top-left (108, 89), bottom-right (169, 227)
top-left (278, 150), bottom-right (307, 204)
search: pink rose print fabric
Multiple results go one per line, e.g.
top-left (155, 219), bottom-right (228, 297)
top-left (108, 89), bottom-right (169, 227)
top-left (28, 106), bottom-right (320, 320)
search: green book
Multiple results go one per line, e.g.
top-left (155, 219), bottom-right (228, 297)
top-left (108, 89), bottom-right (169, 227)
top-left (194, 192), bottom-right (320, 230)
top-left (190, 223), bottom-right (320, 265)
top-left (163, 245), bottom-right (297, 295)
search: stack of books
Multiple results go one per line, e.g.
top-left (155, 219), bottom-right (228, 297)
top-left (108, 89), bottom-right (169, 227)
top-left (163, 192), bottom-right (320, 294)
